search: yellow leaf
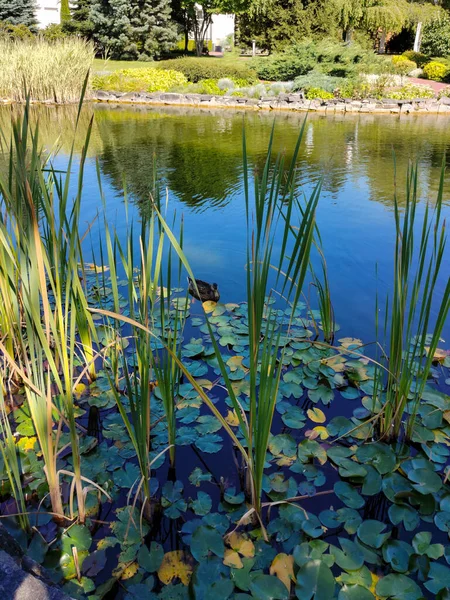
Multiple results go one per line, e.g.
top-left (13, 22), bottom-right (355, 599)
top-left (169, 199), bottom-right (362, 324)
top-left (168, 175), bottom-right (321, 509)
top-left (322, 355), bottom-right (346, 372)
top-left (339, 337), bottom-right (363, 349)
top-left (16, 436), bottom-right (37, 452)
top-left (225, 409), bottom-right (240, 426)
top-left (311, 426), bottom-right (329, 440)
top-left (433, 428), bottom-right (450, 445)
top-left (223, 548), bottom-right (243, 569)
top-left (83, 262), bottom-right (109, 274)
top-left (158, 550), bottom-right (194, 586)
top-left (228, 532), bottom-right (255, 558)
top-left (225, 303), bottom-right (239, 311)
top-left (227, 355), bottom-right (244, 372)
top-left (270, 553), bottom-right (295, 592)
top-left (425, 346), bottom-right (449, 363)
top-left (195, 379), bottom-right (213, 391)
top-left (369, 572), bottom-right (381, 599)
top-left (307, 407), bottom-right (326, 423)
top-left (74, 383), bottom-right (87, 399)
top-left (275, 455), bottom-right (296, 467)
top-left (202, 301), bottom-right (217, 313)
top-left (112, 561), bottom-right (139, 580)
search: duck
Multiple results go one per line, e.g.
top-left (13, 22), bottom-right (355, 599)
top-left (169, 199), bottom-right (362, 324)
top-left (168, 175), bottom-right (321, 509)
top-left (188, 277), bottom-right (220, 302)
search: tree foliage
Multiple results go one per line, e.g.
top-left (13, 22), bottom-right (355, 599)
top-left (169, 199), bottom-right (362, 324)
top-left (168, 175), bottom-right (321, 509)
top-left (90, 0), bottom-right (178, 59)
top-left (63, 0), bottom-right (94, 37)
top-left (0, 0), bottom-right (37, 29)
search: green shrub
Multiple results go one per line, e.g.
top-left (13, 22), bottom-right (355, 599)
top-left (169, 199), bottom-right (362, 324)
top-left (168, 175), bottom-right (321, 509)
top-left (0, 22), bottom-right (33, 40)
top-left (254, 39), bottom-right (384, 82)
top-left (423, 60), bottom-right (450, 82)
top-left (334, 79), bottom-right (372, 99)
top-left (92, 68), bottom-right (188, 92)
top-left (392, 58), bottom-right (417, 77)
top-left (293, 71), bottom-right (348, 93)
top-left (386, 84), bottom-right (435, 100)
top-left (305, 87), bottom-right (334, 100)
top-left (41, 24), bottom-right (67, 42)
top-left (402, 51), bottom-right (429, 67)
top-left (421, 16), bottom-right (450, 57)
top-left (157, 57), bottom-right (257, 83)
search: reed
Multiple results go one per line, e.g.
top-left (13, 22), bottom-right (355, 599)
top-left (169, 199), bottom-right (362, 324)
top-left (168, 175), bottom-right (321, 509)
top-left (375, 161), bottom-right (450, 441)
top-left (0, 95), bottom-right (103, 523)
top-left (0, 38), bottom-right (94, 103)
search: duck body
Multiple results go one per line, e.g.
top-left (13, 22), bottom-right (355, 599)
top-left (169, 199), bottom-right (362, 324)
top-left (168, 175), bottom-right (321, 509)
top-left (188, 277), bottom-right (220, 302)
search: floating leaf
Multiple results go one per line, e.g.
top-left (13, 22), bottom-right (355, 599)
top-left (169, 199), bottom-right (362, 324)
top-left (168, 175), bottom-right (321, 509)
top-left (331, 538), bottom-right (364, 571)
top-left (307, 408), bottom-right (326, 423)
top-left (334, 482), bottom-right (364, 509)
top-left (357, 520), bottom-right (390, 549)
top-left (191, 491), bottom-right (212, 516)
top-left (228, 532), bottom-right (255, 558)
top-left (375, 574), bottom-right (422, 600)
top-left (270, 553), bottom-right (295, 592)
top-left (338, 585), bottom-right (375, 600)
top-left (249, 574), bottom-right (290, 600)
top-left (408, 467), bottom-right (442, 495)
top-left (202, 301), bottom-right (217, 313)
top-left (158, 550), bottom-right (194, 586)
top-left (223, 548), bottom-right (243, 569)
top-left (189, 467), bottom-right (212, 487)
top-left (424, 562), bottom-right (450, 595)
top-left (295, 559), bottom-right (335, 600)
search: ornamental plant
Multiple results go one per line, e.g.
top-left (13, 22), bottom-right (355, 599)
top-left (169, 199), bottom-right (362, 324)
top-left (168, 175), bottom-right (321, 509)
top-left (423, 61), bottom-right (450, 82)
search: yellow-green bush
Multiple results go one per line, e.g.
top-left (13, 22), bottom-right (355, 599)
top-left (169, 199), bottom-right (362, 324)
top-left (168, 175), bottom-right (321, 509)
top-left (423, 61), bottom-right (450, 82)
top-left (92, 68), bottom-right (187, 92)
top-left (174, 39), bottom-right (213, 52)
top-left (305, 87), bottom-right (334, 100)
top-left (402, 51), bottom-right (429, 67)
top-left (392, 58), bottom-right (417, 76)
top-left (386, 84), bottom-right (435, 100)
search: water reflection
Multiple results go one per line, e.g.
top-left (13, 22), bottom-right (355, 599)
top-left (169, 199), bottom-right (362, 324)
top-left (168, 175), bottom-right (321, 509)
top-left (1, 103), bottom-right (449, 344)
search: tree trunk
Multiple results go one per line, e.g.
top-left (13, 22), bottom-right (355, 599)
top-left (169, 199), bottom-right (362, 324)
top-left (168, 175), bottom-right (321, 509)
top-left (414, 21), bottom-right (423, 52)
top-left (343, 27), bottom-right (353, 43)
top-left (184, 27), bottom-right (189, 52)
top-left (379, 29), bottom-right (386, 54)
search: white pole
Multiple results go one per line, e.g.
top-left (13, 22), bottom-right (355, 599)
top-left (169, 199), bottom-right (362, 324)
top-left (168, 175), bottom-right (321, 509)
top-left (252, 40), bottom-right (256, 57)
top-left (413, 22), bottom-right (423, 52)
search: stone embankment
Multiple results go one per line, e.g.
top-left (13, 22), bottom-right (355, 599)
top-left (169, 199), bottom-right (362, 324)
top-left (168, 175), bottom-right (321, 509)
top-left (92, 90), bottom-right (450, 114)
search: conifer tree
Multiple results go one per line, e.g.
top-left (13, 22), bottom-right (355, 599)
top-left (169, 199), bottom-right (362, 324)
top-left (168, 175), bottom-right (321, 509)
top-left (0, 0), bottom-right (37, 29)
top-left (63, 0), bottom-right (94, 37)
top-left (90, 0), bottom-right (177, 59)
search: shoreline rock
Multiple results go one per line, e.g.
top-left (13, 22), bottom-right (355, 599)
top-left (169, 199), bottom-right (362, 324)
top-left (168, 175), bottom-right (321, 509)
top-left (2, 90), bottom-right (450, 115)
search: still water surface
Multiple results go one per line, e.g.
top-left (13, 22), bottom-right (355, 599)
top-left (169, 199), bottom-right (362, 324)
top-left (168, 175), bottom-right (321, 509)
top-left (2, 104), bottom-right (450, 344)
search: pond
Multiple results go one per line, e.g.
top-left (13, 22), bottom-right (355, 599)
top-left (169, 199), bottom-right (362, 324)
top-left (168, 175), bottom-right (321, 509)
top-left (1, 104), bottom-right (450, 600)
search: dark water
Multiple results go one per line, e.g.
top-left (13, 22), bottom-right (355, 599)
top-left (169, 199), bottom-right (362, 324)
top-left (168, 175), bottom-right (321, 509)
top-left (3, 103), bottom-right (448, 345)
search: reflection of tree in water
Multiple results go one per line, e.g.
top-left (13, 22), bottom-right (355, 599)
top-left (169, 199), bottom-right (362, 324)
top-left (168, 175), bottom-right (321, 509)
top-left (2, 104), bottom-right (450, 215)
top-left (94, 107), bottom-right (245, 212)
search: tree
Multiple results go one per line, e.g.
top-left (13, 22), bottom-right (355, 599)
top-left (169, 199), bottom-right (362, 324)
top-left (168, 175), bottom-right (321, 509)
top-left (0, 0), bottom-right (37, 29)
top-left (61, 0), bottom-right (71, 22)
top-left (63, 0), bottom-right (94, 37)
top-left (90, 0), bottom-right (177, 59)
top-left (333, 0), bottom-right (365, 42)
top-left (237, 0), bottom-right (337, 53)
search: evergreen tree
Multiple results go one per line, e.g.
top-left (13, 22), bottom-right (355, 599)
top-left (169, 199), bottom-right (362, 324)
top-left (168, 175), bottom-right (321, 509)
top-left (63, 0), bottom-right (94, 37)
top-left (60, 0), bottom-right (71, 22)
top-left (0, 0), bottom-right (37, 29)
top-left (90, 0), bottom-right (177, 59)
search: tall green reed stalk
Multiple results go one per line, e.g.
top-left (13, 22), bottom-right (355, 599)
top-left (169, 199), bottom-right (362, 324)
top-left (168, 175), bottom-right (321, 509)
top-left (375, 162), bottom-right (450, 441)
top-left (0, 91), bottom-right (104, 524)
top-left (155, 123), bottom-right (321, 524)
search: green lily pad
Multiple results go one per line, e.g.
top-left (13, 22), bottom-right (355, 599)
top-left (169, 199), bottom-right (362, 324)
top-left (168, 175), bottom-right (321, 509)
top-left (295, 559), bottom-right (336, 600)
top-left (249, 574), bottom-right (289, 600)
top-left (382, 540), bottom-right (411, 573)
top-left (331, 538), bottom-right (364, 571)
top-left (375, 574), bottom-right (422, 600)
top-left (408, 468), bottom-right (442, 495)
top-left (61, 524), bottom-right (92, 555)
top-left (191, 491), bottom-right (212, 516)
top-left (334, 482), bottom-right (365, 509)
top-left (138, 542), bottom-right (164, 573)
top-left (190, 526), bottom-right (224, 561)
top-left (424, 562), bottom-right (450, 595)
top-left (357, 520), bottom-right (390, 549)
top-left (195, 433), bottom-right (223, 453)
top-left (338, 585), bottom-right (375, 600)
